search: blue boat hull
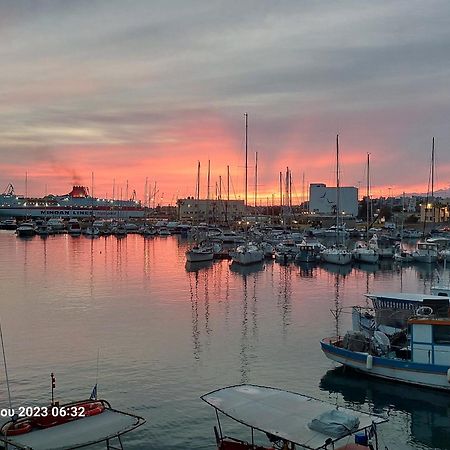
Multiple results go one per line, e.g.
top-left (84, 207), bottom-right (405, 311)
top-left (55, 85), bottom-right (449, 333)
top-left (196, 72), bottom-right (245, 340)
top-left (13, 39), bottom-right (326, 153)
top-left (321, 338), bottom-right (450, 391)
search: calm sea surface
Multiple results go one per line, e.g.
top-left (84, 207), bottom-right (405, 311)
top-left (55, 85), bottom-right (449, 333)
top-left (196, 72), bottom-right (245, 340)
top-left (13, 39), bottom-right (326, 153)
top-left (0, 231), bottom-right (449, 450)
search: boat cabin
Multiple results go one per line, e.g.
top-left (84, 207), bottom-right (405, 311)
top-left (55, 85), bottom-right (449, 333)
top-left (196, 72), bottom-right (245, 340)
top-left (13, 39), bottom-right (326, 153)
top-left (410, 317), bottom-right (450, 366)
top-left (361, 293), bottom-right (450, 335)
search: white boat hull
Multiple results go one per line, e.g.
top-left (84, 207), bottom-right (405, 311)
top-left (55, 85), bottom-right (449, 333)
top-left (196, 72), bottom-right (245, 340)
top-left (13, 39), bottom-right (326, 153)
top-left (186, 251), bottom-right (214, 262)
top-left (322, 250), bottom-right (352, 265)
top-left (231, 251), bottom-right (264, 265)
top-left (353, 249), bottom-right (379, 264)
top-left (412, 253), bottom-right (438, 264)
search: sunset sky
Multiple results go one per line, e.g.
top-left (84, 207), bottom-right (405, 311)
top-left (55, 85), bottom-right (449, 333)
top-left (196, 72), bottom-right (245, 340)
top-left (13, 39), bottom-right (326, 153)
top-left (1, 1), bottom-right (450, 205)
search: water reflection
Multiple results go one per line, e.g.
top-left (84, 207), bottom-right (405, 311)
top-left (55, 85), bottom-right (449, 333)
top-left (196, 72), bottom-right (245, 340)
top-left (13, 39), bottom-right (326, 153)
top-left (296, 262), bottom-right (317, 278)
top-left (353, 262), bottom-right (380, 274)
top-left (321, 263), bottom-right (352, 277)
top-left (320, 367), bottom-right (450, 450)
top-left (3, 233), bottom-right (450, 450)
top-left (185, 260), bottom-right (213, 273)
top-left (188, 269), bottom-right (202, 361)
top-left (229, 261), bottom-right (265, 275)
top-left (277, 264), bottom-right (293, 339)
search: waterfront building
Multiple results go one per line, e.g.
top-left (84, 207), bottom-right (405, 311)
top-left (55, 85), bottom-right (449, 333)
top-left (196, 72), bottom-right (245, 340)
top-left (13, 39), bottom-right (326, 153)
top-left (309, 183), bottom-right (358, 217)
top-left (177, 198), bottom-right (246, 223)
top-left (420, 202), bottom-right (450, 223)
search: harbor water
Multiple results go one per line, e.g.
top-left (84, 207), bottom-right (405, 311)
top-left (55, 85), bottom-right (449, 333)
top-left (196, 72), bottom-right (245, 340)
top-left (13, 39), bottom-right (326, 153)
top-left (0, 231), bottom-right (449, 449)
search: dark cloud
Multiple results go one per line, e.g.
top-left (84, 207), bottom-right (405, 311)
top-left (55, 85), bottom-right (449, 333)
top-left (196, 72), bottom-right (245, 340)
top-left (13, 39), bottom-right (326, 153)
top-left (1, 0), bottom-right (450, 195)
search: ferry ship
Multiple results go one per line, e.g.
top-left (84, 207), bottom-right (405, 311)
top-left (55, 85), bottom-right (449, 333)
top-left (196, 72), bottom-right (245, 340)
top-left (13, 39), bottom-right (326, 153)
top-left (0, 184), bottom-right (145, 219)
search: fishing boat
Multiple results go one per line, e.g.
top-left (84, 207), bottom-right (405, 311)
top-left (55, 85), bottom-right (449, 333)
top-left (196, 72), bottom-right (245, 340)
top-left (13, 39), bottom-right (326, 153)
top-left (201, 384), bottom-right (387, 450)
top-left (322, 312), bottom-right (450, 391)
top-left (295, 238), bottom-right (325, 263)
top-left (0, 325), bottom-right (145, 450)
top-left (0, 395), bottom-right (145, 450)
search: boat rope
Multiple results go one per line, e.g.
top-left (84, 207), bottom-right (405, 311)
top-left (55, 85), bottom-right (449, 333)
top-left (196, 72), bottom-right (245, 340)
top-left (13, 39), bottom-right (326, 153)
top-left (0, 317), bottom-right (13, 410)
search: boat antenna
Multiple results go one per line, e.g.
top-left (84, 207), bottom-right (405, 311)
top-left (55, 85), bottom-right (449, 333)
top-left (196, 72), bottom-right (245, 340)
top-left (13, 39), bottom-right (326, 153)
top-left (0, 318), bottom-right (13, 410)
top-left (51, 372), bottom-right (55, 405)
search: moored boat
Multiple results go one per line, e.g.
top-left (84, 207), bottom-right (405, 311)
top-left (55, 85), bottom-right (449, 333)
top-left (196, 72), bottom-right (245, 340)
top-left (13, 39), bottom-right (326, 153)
top-left (16, 221), bottom-right (36, 237)
top-left (67, 218), bottom-right (82, 235)
top-left (322, 311), bottom-right (450, 391)
top-left (202, 384), bottom-right (387, 450)
top-left (0, 185), bottom-right (145, 219)
top-left (412, 241), bottom-right (438, 264)
top-left (230, 242), bottom-right (264, 265)
top-left (186, 243), bottom-right (214, 262)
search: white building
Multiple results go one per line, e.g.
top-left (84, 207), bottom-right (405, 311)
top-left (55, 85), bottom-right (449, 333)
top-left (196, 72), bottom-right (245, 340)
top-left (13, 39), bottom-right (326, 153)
top-left (309, 183), bottom-right (358, 217)
top-left (177, 198), bottom-right (246, 223)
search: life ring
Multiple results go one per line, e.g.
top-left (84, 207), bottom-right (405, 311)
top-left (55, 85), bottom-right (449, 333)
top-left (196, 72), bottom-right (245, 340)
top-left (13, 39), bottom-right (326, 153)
top-left (3, 420), bottom-right (33, 436)
top-left (81, 401), bottom-right (105, 417)
top-left (416, 306), bottom-right (433, 316)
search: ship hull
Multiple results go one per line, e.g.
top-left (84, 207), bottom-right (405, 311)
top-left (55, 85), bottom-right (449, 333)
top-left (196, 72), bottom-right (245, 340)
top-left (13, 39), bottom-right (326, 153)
top-left (0, 207), bottom-right (145, 219)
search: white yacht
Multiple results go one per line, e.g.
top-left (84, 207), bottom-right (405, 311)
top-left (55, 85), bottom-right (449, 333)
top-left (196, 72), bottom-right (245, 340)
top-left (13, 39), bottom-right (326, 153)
top-left (321, 246), bottom-right (353, 265)
top-left (412, 241), bottom-right (439, 263)
top-left (230, 243), bottom-right (264, 265)
top-left (352, 235), bottom-right (379, 264)
top-left (186, 243), bottom-right (214, 262)
top-left (47, 217), bottom-right (65, 232)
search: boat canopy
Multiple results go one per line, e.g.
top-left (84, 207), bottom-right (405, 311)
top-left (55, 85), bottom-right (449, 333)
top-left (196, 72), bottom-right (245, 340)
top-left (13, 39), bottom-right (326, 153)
top-left (201, 384), bottom-right (386, 450)
top-left (365, 292), bottom-right (446, 302)
top-left (0, 405), bottom-right (145, 450)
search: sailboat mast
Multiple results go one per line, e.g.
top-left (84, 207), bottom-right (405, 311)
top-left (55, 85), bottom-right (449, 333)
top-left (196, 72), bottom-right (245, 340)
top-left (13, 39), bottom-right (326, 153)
top-left (302, 172), bottom-right (305, 214)
top-left (244, 113), bottom-right (248, 206)
top-left (279, 171), bottom-right (283, 215)
top-left (196, 161), bottom-right (201, 200)
top-left (227, 166), bottom-right (230, 201)
top-left (366, 153), bottom-right (370, 241)
top-left (336, 134), bottom-right (340, 242)
top-left (254, 152), bottom-right (258, 208)
top-left (431, 137), bottom-right (435, 200)
top-left (431, 137), bottom-right (436, 224)
top-left (207, 160), bottom-right (211, 200)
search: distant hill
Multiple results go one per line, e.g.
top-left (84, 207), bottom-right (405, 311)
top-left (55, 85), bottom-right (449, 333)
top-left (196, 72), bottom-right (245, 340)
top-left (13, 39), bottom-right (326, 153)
top-left (409, 187), bottom-right (450, 198)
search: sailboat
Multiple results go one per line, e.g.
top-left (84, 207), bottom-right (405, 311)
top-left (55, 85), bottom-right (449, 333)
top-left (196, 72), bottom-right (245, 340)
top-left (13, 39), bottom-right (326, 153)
top-left (321, 135), bottom-right (352, 265)
top-left (393, 192), bottom-right (413, 262)
top-left (353, 153), bottom-right (379, 264)
top-left (412, 137), bottom-right (438, 263)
